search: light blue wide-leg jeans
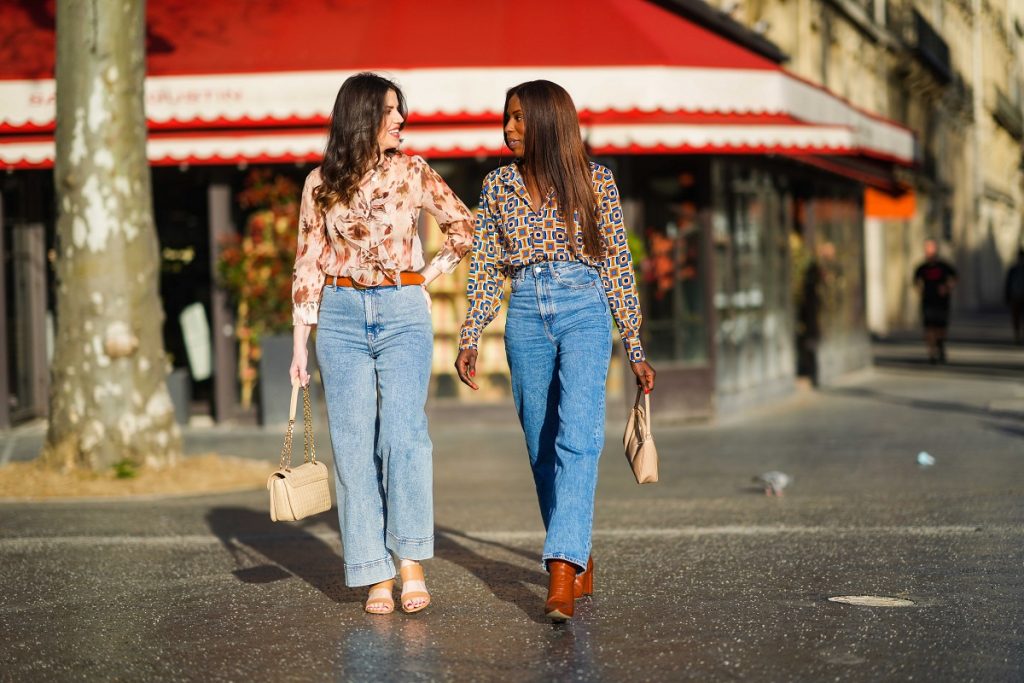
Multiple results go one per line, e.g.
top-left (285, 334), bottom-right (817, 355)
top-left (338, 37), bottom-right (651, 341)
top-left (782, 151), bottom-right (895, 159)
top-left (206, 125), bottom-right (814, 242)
top-left (504, 261), bottom-right (613, 572)
top-left (315, 283), bottom-right (434, 587)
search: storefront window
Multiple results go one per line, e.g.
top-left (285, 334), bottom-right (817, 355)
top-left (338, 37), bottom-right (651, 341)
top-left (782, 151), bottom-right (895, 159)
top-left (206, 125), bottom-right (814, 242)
top-left (791, 186), bottom-right (867, 384)
top-left (636, 161), bottom-right (709, 365)
top-left (713, 162), bottom-right (793, 396)
top-left (812, 200), bottom-right (864, 330)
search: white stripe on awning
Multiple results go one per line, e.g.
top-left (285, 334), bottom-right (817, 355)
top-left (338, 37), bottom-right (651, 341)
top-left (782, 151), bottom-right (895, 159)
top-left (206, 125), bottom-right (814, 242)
top-left (0, 66), bottom-right (914, 162)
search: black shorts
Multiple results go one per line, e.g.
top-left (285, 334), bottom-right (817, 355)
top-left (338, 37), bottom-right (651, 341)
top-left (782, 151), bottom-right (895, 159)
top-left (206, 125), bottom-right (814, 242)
top-left (922, 306), bottom-right (950, 328)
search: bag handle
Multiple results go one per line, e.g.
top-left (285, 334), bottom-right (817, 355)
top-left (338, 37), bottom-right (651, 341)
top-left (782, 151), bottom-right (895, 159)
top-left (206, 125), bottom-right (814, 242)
top-left (279, 379), bottom-right (317, 470)
top-left (634, 387), bottom-right (652, 440)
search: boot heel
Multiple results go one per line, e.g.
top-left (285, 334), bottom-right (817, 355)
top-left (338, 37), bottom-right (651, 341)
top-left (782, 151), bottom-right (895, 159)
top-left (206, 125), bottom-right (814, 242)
top-left (580, 563), bottom-right (593, 596)
top-left (574, 556), bottom-right (594, 598)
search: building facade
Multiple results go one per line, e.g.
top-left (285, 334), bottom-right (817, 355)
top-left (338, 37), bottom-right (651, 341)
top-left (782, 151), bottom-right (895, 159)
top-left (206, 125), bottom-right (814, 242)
top-left (703, 0), bottom-right (1024, 331)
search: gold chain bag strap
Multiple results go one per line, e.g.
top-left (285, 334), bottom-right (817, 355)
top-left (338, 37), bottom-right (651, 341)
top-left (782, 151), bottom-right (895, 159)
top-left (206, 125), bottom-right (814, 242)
top-left (623, 387), bottom-right (659, 484)
top-left (267, 380), bottom-right (332, 521)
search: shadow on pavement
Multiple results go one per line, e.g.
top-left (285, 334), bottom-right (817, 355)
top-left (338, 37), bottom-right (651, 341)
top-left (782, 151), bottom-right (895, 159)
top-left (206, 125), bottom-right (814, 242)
top-left (435, 525), bottom-right (549, 624)
top-left (985, 422), bottom-right (1024, 440)
top-left (203, 510), bottom-right (555, 618)
top-left (824, 385), bottom-right (1024, 421)
top-left (206, 506), bottom-right (361, 605)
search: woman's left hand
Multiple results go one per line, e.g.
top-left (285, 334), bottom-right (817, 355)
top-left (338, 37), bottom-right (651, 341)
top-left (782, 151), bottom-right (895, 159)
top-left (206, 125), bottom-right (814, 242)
top-left (630, 360), bottom-right (656, 394)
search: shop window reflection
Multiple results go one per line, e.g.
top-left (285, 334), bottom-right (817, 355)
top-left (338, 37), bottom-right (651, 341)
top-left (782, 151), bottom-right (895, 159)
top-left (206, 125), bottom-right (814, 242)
top-left (639, 170), bottom-right (707, 364)
top-left (791, 193), bottom-right (866, 385)
top-left (713, 164), bottom-right (793, 396)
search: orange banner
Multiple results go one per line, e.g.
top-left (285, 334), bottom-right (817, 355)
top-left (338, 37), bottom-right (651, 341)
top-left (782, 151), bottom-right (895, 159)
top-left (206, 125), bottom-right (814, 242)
top-left (865, 187), bottom-right (916, 219)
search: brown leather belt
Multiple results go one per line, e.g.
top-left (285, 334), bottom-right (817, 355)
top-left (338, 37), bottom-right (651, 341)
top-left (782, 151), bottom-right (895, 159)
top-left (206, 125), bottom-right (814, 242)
top-left (325, 272), bottom-right (425, 288)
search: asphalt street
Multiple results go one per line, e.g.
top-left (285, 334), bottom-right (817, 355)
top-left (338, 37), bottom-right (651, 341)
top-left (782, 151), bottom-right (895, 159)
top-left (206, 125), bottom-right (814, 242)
top-left (1, 318), bottom-right (1022, 682)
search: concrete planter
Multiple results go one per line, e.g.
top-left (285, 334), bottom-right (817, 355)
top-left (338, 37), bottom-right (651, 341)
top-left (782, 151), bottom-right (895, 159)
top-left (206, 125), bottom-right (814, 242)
top-left (258, 333), bottom-right (293, 426)
top-left (166, 367), bottom-right (191, 425)
top-left (257, 332), bottom-right (325, 426)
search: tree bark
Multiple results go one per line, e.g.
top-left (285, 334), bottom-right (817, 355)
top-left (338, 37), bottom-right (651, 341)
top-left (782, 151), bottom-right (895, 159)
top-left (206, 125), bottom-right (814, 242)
top-left (45, 0), bottom-right (181, 471)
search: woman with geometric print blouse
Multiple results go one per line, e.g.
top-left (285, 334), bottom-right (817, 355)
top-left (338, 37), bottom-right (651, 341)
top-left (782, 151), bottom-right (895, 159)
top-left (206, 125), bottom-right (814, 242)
top-left (290, 73), bottom-right (474, 615)
top-left (455, 80), bottom-right (656, 622)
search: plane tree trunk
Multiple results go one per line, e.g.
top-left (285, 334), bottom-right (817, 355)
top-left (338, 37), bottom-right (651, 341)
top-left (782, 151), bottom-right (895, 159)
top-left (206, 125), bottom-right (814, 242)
top-left (45, 0), bottom-right (182, 471)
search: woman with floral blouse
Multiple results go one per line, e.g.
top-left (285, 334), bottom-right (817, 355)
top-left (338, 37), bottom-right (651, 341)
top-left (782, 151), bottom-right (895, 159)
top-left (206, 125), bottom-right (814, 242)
top-left (290, 73), bottom-right (474, 615)
top-left (455, 80), bottom-right (656, 622)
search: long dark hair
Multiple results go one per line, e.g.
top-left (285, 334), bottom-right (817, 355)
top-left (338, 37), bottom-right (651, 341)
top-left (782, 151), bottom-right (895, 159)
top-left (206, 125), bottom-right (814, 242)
top-left (315, 73), bottom-right (406, 213)
top-left (505, 80), bottom-right (603, 258)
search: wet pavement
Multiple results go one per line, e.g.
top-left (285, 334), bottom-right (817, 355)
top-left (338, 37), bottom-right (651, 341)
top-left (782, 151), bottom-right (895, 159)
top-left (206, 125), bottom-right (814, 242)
top-left (2, 318), bottom-right (1023, 681)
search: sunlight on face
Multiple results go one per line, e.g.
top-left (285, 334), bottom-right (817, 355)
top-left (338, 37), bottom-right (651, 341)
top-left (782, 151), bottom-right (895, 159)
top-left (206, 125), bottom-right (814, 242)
top-left (505, 94), bottom-right (525, 158)
top-left (377, 89), bottom-right (404, 153)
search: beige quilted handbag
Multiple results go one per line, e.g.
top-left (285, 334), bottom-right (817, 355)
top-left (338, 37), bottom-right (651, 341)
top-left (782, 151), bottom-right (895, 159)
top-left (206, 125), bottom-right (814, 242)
top-left (623, 387), bottom-right (659, 484)
top-left (267, 381), bottom-right (331, 522)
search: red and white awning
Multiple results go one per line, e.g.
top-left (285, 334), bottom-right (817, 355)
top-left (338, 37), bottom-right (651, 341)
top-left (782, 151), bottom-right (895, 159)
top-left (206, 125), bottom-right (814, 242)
top-left (0, 116), bottom-right (876, 169)
top-left (0, 0), bottom-right (915, 168)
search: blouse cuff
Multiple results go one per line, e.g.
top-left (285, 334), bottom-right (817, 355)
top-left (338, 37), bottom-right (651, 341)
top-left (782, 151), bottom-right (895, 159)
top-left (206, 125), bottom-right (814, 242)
top-left (292, 302), bottom-right (319, 326)
top-left (430, 247), bottom-right (463, 275)
top-left (623, 336), bottom-right (646, 363)
top-left (458, 326), bottom-right (481, 351)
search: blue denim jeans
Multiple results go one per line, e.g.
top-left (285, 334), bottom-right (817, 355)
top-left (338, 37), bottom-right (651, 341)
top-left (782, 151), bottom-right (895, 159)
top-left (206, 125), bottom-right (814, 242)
top-left (315, 284), bottom-right (434, 587)
top-left (505, 261), bottom-right (613, 572)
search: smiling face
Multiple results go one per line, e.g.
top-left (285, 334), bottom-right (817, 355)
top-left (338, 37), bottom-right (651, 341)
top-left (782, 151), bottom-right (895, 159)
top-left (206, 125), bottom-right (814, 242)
top-left (377, 89), bottom-right (404, 153)
top-left (504, 94), bottom-right (526, 158)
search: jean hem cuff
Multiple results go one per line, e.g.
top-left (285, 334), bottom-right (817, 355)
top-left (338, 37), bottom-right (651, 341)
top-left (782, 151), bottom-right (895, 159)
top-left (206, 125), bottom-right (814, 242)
top-left (344, 556), bottom-right (397, 588)
top-left (386, 531), bottom-right (434, 560)
top-left (541, 552), bottom-right (588, 573)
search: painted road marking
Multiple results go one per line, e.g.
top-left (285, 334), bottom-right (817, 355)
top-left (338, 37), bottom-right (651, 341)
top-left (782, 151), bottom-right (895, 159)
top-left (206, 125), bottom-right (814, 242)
top-left (828, 595), bottom-right (916, 607)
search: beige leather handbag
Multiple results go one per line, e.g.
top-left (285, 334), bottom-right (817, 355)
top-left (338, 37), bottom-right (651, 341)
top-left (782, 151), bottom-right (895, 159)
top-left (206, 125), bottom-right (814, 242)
top-left (267, 381), bottom-right (331, 522)
top-left (623, 388), bottom-right (659, 484)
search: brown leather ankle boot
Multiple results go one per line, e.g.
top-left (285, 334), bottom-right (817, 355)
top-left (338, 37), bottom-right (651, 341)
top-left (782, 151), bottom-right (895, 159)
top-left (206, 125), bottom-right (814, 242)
top-left (545, 560), bottom-right (578, 622)
top-left (574, 556), bottom-right (594, 599)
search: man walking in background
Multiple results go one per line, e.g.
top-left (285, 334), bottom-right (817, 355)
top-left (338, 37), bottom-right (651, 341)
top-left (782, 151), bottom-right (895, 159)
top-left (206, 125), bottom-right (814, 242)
top-left (1006, 248), bottom-right (1024, 344)
top-left (913, 239), bottom-right (957, 364)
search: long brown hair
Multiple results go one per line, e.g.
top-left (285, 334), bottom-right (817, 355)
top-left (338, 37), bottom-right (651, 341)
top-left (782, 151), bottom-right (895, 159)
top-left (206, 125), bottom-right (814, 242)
top-left (314, 73), bottom-right (406, 213)
top-left (505, 80), bottom-right (603, 258)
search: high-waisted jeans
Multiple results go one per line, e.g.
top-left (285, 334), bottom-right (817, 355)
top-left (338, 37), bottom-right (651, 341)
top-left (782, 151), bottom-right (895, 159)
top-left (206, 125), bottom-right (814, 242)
top-left (315, 284), bottom-right (434, 587)
top-left (505, 261), bottom-right (613, 572)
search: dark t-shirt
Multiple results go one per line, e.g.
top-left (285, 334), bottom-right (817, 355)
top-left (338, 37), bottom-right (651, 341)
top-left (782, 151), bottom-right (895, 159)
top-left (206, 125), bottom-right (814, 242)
top-left (914, 260), bottom-right (957, 309)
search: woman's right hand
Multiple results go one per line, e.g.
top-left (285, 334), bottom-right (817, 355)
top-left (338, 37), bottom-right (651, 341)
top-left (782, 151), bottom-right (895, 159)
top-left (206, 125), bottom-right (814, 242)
top-left (630, 360), bottom-right (656, 394)
top-left (291, 324), bottom-right (312, 387)
top-left (455, 348), bottom-right (479, 390)
top-left (290, 346), bottom-right (309, 387)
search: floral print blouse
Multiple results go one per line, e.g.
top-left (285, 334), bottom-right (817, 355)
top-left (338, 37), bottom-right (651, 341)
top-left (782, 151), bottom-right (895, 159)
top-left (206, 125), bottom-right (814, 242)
top-left (459, 162), bottom-right (646, 362)
top-left (292, 153), bottom-right (474, 325)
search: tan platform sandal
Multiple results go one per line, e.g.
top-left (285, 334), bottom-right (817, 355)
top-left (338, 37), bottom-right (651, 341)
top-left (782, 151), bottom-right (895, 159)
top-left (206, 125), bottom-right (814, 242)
top-left (364, 579), bottom-right (395, 615)
top-left (399, 562), bottom-right (431, 614)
